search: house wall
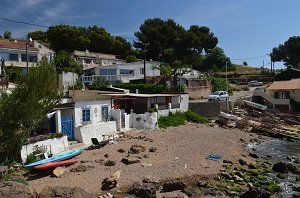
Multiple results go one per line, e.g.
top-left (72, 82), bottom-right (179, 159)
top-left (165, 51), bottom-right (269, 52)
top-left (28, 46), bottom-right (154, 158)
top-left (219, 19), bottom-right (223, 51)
top-left (184, 87), bottom-right (211, 99)
top-left (111, 109), bottom-right (121, 131)
top-left (33, 41), bottom-right (54, 62)
top-left (74, 100), bottom-right (116, 143)
top-left (189, 101), bottom-right (233, 119)
top-left (58, 72), bottom-right (79, 95)
top-left (20, 136), bottom-right (68, 163)
top-left (74, 121), bottom-right (117, 144)
top-left (130, 112), bottom-right (158, 129)
top-left (180, 94), bottom-right (189, 111)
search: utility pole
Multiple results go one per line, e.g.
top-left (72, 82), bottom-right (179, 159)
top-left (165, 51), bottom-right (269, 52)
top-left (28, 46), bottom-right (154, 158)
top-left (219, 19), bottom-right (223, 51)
top-left (225, 61), bottom-right (228, 82)
top-left (142, 43), bottom-right (148, 83)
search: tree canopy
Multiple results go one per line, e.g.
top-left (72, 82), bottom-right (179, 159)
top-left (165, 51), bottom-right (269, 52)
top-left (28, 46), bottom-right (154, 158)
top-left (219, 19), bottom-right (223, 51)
top-left (271, 36), bottom-right (300, 68)
top-left (3, 31), bottom-right (12, 39)
top-left (28, 25), bottom-right (133, 58)
top-left (0, 60), bottom-right (61, 162)
top-left (54, 50), bottom-right (82, 74)
top-left (134, 18), bottom-right (219, 85)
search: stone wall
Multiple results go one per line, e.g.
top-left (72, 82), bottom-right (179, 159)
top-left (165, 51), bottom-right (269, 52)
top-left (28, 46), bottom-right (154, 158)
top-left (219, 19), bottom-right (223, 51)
top-left (130, 112), bottom-right (158, 129)
top-left (189, 101), bottom-right (233, 119)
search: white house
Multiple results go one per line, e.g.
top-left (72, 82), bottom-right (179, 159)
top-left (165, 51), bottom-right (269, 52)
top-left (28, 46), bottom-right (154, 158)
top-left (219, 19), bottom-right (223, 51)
top-left (0, 39), bottom-right (54, 73)
top-left (52, 89), bottom-right (189, 145)
top-left (82, 61), bottom-right (161, 84)
top-left (72, 50), bottom-right (126, 71)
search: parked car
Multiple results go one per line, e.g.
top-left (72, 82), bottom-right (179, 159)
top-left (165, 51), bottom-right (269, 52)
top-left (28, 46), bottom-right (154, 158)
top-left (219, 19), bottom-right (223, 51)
top-left (248, 80), bottom-right (263, 86)
top-left (253, 87), bottom-right (265, 93)
top-left (208, 91), bottom-right (229, 101)
top-left (229, 80), bottom-right (238, 84)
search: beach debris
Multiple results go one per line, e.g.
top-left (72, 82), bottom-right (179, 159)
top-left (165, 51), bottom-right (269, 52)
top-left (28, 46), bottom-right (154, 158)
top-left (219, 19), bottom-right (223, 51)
top-left (98, 192), bottom-right (114, 198)
top-left (143, 154), bottom-right (150, 159)
top-left (206, 154), bottom-right (222, 161)
top-left (39, 186), bottom-right (92, 198)
top-left (249, 153), bottom-right (259, 159)
top-left (52, 167), bottom-right (67, 178)
top-left (141, 163), bottom-right (152, 167)
top-left (104, 154), bottom-right (109, 158)
top-left (95, 159), bottom-right (105, 165)
top-left (175, 157), bottom-right (179, 160)
top-left (142, 175), bottom-right (158, 183)
top-left (121, 157), bottom-right (141, 165)
top-left (80, 160), bottom-right (91, 164)
top-left (117, 148), bottom-right (125, 153)
top-left (101, 170), bottom-right (121, 191)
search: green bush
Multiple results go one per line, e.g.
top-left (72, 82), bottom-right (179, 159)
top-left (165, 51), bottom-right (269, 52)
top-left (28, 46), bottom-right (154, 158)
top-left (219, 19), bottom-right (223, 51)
top-left (184, 110), bottom-right (210, 124)
top-left (211, 78), bottom-right (232, 94)
top-left (158, 112), bottom-right (186, 128)
top-left (158, 111), bottom-right (210, 128)
top-left (25, 154), bottom-right (37, 165)
top-left (148, 107), bottom-right (158, 113)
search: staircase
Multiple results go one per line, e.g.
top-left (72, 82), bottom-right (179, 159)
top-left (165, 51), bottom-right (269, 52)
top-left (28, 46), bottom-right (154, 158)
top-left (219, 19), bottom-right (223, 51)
top-left (68, 140), bottom-right (87, 150)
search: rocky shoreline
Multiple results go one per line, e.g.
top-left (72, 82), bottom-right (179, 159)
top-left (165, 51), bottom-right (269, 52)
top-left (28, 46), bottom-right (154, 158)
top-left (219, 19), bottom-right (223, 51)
top-left (1, 124), bottom-right (299, 198)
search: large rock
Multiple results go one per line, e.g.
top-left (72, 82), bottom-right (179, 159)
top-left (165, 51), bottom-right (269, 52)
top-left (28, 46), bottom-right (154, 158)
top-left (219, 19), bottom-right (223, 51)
top-left (53, 167), bottom-right (67, 178)
top-left (162, 180), bottom-right (186, 192)
top-left (0, 181), bottom-right (36, 198)
top-left (121, 158), bottom-right (141, 165)
top-left (38, 186), bottom-right (92, 198)
top-left (129, 144), bottom-right (146, 154)
top-left (101, 171), bottom-right (121, 191)
top-left (287, 163), bottom-right (300, 174)
top-left (239, 159), bottom-right (248, 166)
top-left (128, 182), bottom-right (157, 198)
top-left (249, 153), bottom-right (259, 159)
top-left (104, 160), bottom-right (116, 166)
top-left (241, 186), bottom-right (270, 198)
top-left (272, 162), bottom-right (288, 173)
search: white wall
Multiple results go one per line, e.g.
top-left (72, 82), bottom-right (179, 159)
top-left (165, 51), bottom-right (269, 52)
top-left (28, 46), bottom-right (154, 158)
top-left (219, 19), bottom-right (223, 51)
top-left (130, 112), bottom-right (158, 129)
top-left (58, 72), bottom-right (79, 94)
top-left (180, 94), bottom-right (189, 111)
top-left (111, 109), bottom-right (121, 131)
top-left (21, 136), bottom-right (68, 163)
top-left (74, 121), bottom-right (117, 144)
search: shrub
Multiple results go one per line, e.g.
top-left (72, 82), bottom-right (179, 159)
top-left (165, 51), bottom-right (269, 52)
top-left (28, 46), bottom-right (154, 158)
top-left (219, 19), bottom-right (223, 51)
top-left (25, 154), bottom-right (37, 165)
top-left (158, 111), bottom-right (210, 128)
top-left (148, 107), bottom-right (158, 113)
top-left (211, 78), bottom-right (232, 94)
top-left (184, 110), bottom-right (210, 124)
top-left (290, 98), bottom-right (300, 112)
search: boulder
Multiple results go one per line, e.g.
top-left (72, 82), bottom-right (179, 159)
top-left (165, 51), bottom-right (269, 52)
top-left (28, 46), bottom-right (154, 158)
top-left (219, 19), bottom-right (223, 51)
top-left (121, 158), bottom-right (141, 165)
top-left (0, 166), bottom-right (8, 175)
top-left (249, 153), bottom-right (259, 159)
top-left (241, 186), bottom-right (270, 198)
top-left (70, 165), bottom-right (87, 172)
top-left (53, 167), bottom-right (67, 178)
top-left (38, 186), bottom-right (92, 198)
top-left (287, 163), bottom-right (300, 174)
top-left (162, 180), bottom-right (186, 192)
top-left (129, 145), bottom-right (146, 154)
top-left (204, 188), bottom-right (219, 196)
top-left (0, 181), bottom-right (36, 198)
top-left (143, 154), bottom-right (150, 159)
top-left (239, 159), bottom-right (248, 166)
top-left (104, 154), bottom-right (109, 158)
top-left (101, 171), bottom-right (121, 191)
top-left (149, 146), bottom-right (157, 153)
top-left (272, 162), bottom-right (288, 173)
top-left (197, 180), bottom-right (208, 187)
top-left (117, 149), bottom-right (126, 153)
top-left (128, 182), bottom-right (157, 198)
top-left (104, 160), bottom-right (116, 166)
top-left (223, 160), bottom-right (233, 164)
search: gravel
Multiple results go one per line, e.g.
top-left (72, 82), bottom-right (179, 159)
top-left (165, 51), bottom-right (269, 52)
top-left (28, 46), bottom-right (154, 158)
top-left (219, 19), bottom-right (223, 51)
top-left (28, 123), bottom-right (255, 195)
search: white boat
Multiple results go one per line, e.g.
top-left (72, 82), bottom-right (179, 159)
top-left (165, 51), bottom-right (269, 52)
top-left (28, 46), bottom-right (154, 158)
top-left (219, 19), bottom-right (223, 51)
top-left (243, 100), bottom-right (267, 111)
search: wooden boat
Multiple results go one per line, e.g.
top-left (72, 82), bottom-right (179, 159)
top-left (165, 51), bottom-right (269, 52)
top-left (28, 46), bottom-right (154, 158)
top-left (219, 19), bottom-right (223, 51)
top-left (243, 100), bottom-right (267, 112)
top-left (25, 149), bottom-right (83, 170)
top-left (34, 158), bottom-right (78, 170)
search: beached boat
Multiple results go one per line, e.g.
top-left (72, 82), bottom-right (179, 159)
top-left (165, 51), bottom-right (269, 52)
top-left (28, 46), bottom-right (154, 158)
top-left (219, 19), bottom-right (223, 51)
top-left (34, 158), bottom-right (78, 170)
top-left (243, 100), bottom-right (267, 111)
top-left (25, 149), bottom-right (83, 170)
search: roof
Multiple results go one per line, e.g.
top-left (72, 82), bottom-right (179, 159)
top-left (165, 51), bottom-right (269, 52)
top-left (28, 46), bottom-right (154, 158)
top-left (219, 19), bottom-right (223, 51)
top-left (107, 93), bottom-right (185, 98)
top-left (0, 39), bottom-right (38, 51)
top-left (267, 79), bottom-right (300, 90)
top-left (73, 50), bottom-right (122, 60)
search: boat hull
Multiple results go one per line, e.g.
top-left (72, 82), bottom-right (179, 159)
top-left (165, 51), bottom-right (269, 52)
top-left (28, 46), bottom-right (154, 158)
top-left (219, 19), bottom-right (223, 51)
top-left (34, 158), bottom-right (78, 170)
top-left (25, 149), bottom-right (83, 170)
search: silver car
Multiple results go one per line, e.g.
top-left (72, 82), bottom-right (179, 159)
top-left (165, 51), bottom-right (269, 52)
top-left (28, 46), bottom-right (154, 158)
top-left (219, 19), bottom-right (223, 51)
top-left (208, 91), bottom-right (229, 101)
top-left (248, 80), bottom-right (263, 86)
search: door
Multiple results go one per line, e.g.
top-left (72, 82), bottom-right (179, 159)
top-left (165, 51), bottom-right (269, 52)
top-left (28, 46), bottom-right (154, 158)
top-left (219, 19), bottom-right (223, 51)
top-left (61, 116), bottom-right (74, 140)
top-left (101, 106), bottom-right (109, 121)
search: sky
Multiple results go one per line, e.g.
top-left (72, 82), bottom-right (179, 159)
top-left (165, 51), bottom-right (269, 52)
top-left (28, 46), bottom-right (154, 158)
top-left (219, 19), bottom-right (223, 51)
top-left (1, 0), bottom-right (300, 69)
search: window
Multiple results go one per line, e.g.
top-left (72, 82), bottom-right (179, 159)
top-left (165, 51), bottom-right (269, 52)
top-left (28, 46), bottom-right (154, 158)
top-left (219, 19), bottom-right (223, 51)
top-left (21, 54), bottom-right (37, 62)
top-left (84, 59), bottom-right (92, 64)
top-left (120, 69), bottom-right (134, 75)
top-left (82, 109), bottom-right (90, 122)
top-left (140, 68), bottom-right (144, 75)
top-left (29, 55), bottom-right (37, 63)
top-left (9, 53), bottom-right (18, 61)
top-left (99, 69), bottom-right (116, 75)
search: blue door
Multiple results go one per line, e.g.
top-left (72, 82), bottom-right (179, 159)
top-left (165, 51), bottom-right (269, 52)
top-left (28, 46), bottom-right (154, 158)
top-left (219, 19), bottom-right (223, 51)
top-left (61, 116), bottom-right (74, 140)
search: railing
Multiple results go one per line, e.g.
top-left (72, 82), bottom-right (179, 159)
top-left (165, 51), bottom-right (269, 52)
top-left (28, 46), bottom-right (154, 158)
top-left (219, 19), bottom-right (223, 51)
top-left (157, 104), bottom-right (169, 110)
top-left (81, 75), bottom-right (121, 84)
top-left (171, 103), bottom-right (180, 109)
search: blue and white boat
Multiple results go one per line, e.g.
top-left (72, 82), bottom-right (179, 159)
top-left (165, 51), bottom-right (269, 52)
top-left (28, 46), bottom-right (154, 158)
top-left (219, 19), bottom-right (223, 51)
top-left (25, 149), bottom-right (83, 170)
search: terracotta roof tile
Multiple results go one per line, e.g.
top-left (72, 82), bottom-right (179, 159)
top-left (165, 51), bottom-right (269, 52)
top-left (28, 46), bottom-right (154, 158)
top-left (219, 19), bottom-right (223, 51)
top-left (0, 39), bottom-right (38, 51)
top-left (267, 79), bottom-right (300, 90)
